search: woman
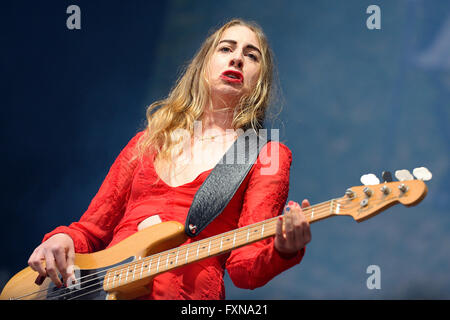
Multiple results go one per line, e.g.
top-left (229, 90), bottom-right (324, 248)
top-left (27, 18), bottom-right (311, 299)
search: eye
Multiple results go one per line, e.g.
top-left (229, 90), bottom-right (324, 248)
top-left (219, 46), bottom-right (231, 53)
top-left (247, 53), bottom-right (258, 61)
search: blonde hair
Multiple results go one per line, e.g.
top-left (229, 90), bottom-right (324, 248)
top-left (134, 18), bottom-right (276, 162)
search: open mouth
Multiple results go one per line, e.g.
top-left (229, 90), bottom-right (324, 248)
top-left (220, 70), bottom-right (244, 83)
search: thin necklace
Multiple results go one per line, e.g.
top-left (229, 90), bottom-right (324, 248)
top-left (197, 132), bottom-right (237, 141)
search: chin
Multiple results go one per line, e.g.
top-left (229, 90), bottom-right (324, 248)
top-left (213, 84), bottom-right (244, 97)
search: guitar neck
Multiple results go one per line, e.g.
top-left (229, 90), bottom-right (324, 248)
top-left (103, 198), bottom-right (341, 292)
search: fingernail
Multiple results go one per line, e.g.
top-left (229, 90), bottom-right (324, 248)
top-left (35, 275), bottom-right (45, 285)
top-left (66, 277), bottom-right (76, 288)
top-left (288, 201), bottom-right (294, 206)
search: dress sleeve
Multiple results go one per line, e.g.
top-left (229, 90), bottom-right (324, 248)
top-left (42, 131), bottom-right (145, 253)
top-left (225, 141), bottom-right (305, 290)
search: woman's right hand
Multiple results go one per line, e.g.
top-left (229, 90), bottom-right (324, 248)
top-left (28, 233), bottom-right (76, 288)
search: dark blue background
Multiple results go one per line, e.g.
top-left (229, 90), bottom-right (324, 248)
top-left (1, 0), bottom-right (449, 299)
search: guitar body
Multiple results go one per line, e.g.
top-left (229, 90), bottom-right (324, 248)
top-left (0, 221), bottom-right (187, 300)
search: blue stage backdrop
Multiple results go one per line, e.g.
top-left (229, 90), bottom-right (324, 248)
top-left (1, 0), bottom-right (449, 299)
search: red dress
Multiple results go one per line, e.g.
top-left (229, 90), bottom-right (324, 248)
top-left (42, 131), bottom-right (305, 299)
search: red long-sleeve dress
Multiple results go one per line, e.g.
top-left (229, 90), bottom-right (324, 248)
top-left (42, 131), bottom-right (305, 299)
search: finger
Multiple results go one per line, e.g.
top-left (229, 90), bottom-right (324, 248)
top-left (44, 249), bottom-right (62, 287)
top-left (53, 246), bottom-right (70, 286)
top-left (297, 210), bottom-right (311, 246)
top-left (275, 216), bottom-right (286, 244)
top-left (292, 209), bottom-right (305, 249)
top-left (301, 199), bottom-right (310, 209)
top-left (303, 219), bottom-right (312, 245)
top-left (28, 249), bottom-right (47, 278)
top-left (288, 200), bottom-right (300, 208)
top-left (284, 211), bottom-right (295, 245)
top-left (292, 204), bottom-right (311, 250)
top-left (297, 201), bottom-right (311, 240)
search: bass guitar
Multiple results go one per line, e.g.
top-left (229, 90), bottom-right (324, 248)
top-left (0, 168), bottom-right (430, 300)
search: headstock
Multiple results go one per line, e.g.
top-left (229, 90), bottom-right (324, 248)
top-left (338, 168), bottom-right (430, 222)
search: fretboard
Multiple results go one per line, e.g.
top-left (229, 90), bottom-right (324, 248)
top-left (103, 198), bottom-right (342, 291)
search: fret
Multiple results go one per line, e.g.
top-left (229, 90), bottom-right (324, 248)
top-left (175, 247), bottom-right (179, 266)
top-left (185, 247), bottom-right (190, 264)
top-left (147, 258), bottom-right (153, 275)
top-left (207, 239), bottom-right (211, 255)
top-left (196, 242), bottom-right (200, 258)
top-left (156, 255), bottom-right (161, 273)
top-left (246, 227), bottom-right (250, 242)
top-left (118, 270), bottom-right (122, 286)
top-left (311, 208), bottom-right (314, 219)
top-left (220, 236), bottom-right (223, 250)
top-left (132, 263), bottom-right (137, 281)
top-left (140, 260), bottom-right (144, 279)
top-left (330, 200), bottom-right (334, 215)
top-left (232, 232), bottom-right (236, 247)
top-left (261, 223), bottom-right (265, 237)
top-left (165, 252), bottom-right (170, 270)
top-left (124, 266), bottom-right (129, 282)
top-left (112, 271), bottom-right (116, 288)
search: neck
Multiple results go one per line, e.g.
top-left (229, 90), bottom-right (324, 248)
top-left (196, 101), bottom-right (236, 139)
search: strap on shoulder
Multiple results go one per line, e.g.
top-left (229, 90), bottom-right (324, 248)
top-left (185, 130), bottom-right (270, 237)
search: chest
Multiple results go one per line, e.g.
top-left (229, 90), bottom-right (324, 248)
top-left (154, 139), bottom-right (235, 188)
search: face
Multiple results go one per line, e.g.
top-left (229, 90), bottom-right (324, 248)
top-left (205, 25), bottom-right (262, 107)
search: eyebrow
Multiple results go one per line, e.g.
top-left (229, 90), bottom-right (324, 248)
top-left (218, 39), bottom-right (262, 56)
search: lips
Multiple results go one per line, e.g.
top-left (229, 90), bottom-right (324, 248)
top-left (220, 70), bottom-right (244, 83)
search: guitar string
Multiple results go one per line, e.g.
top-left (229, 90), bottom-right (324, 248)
top-left (36, 198), bottom-right (378, 301)
top-left (17, 197), bottom-right (374, 300)
top-left (64, 200), bottom-right (338, 275)
top-left (67, 286), bottom-right (107, 300)
top-left (53, 201), bottom-right (358, 301)
top-left (17, 198), bottom-right (361, 300)
top-left (67, 199), bottom-right (344, 286)
top-left (49, 188), bottom-right (413, 300)
top-left (47, 273), bottom-right (107, 300)
top-left (46, 210), bottom-right (332, 301)
top-left (16, 198), bottom-right (364, 300)
top-left (17, 200), bottom-right (343, 300)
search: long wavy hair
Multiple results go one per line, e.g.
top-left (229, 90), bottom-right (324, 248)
top-left (134, 18), bottom-right (277, 163)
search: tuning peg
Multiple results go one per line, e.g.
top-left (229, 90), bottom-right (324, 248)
top-left (381, 171), bottom-right (393, 182)
top-left (413, 167), bottom-right (432, 181)
top-left (360, 173), bottom-right (380, 186)
top-left (395, 169), bottom-right (414, 181)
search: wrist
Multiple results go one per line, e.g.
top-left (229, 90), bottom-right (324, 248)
top-left (274, 244), bottom-right (301, 260)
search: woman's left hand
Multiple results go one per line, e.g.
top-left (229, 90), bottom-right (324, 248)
top-left (274, 199), bottom-right (312, 257)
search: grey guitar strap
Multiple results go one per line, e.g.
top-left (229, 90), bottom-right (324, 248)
top-left (185, 130), bottom-right (270, 237)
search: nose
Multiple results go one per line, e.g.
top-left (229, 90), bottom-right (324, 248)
top-left (230, 53), bottom-right (243, 69)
